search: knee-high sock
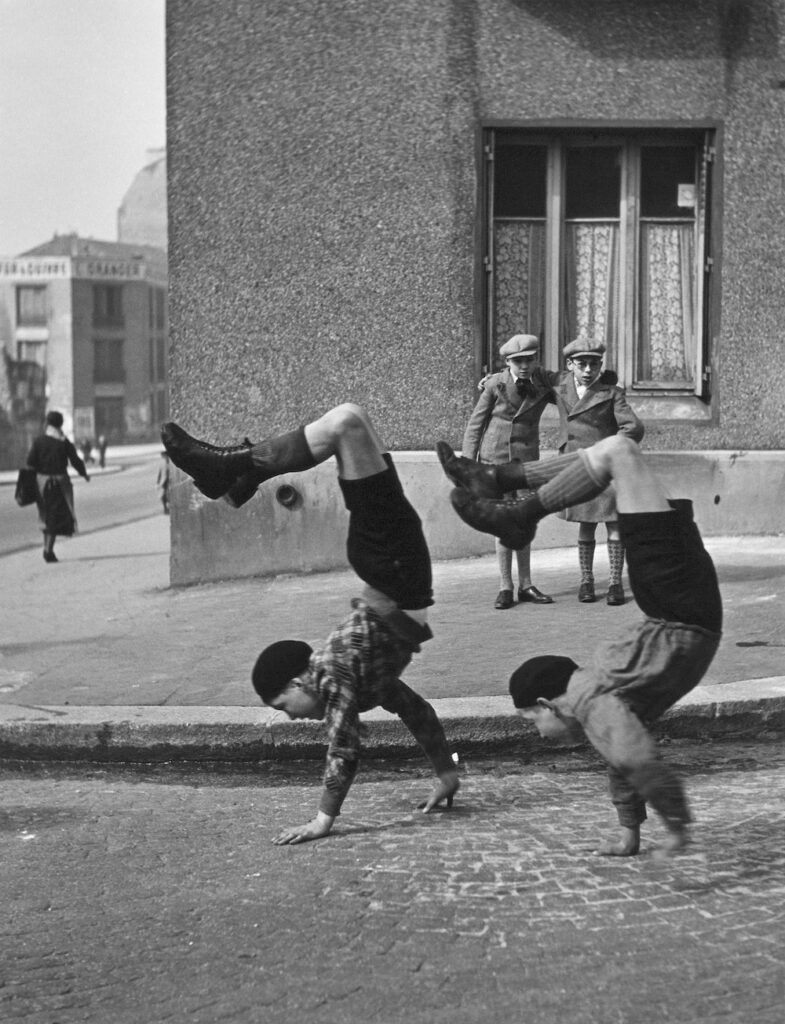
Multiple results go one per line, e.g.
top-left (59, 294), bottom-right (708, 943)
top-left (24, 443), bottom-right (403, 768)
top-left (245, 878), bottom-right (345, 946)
top-left (496, 539), bottom-right (514, 590)
top-left (537, 450), bottom-right (610, 513)
top-left (495, 451), bottom-right (583, 492)
top-left (578, 539), bottom-right (596, 583)
top-left (608, 538), bottom-right (625, 585)
top-left (249, 426), bottom-right (317, 481)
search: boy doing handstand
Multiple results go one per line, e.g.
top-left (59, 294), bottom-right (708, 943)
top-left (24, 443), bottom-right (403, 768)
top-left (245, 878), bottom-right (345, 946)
top-left (162, 404), bottom-right (459, 845)
top-left (436, 434), bottom-right (722, 855)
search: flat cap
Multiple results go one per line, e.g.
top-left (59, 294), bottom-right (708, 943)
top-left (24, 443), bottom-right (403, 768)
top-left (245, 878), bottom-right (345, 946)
top-left (499, 334), bottom-right (539, 360)
top-left (562, 337), bottom-right (606, 360)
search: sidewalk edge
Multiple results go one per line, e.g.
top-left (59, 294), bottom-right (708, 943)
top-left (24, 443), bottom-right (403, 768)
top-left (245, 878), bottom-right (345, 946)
top-left (1, 679), bottom-right (784, 763)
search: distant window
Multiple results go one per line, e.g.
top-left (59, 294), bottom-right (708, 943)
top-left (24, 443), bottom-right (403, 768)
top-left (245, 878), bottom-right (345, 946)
top-left (150, 287), bottom-right (166, 330)
top-left (16, 285), bottom-right (47, 326)
top-left (17, 340), bottom-right (47, 366)
top-left (93, 284), bottom-right (124, 327)
top-left (156, 336), bottom-right (167, 380)
top-left (94, 397), bottom-right (125, 440)
top-left (94, 338), bottom-right (125, 382)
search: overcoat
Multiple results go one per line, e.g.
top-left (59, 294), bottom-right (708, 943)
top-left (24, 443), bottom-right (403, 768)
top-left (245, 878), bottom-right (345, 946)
top-left (553, 374), bottom-right (644, 523)
top-left (461, 366), bottom-right (558, 465)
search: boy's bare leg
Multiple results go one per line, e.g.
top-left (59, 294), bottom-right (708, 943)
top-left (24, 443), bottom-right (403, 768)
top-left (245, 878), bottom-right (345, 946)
top-left (304, 403), bottom-right (387, 480)
top-left (583, 436), bottom-right (670, 514)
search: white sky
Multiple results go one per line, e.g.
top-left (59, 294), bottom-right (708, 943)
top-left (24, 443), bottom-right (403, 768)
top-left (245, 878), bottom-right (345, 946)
top-left (0, 0), bottom-right (166, 255)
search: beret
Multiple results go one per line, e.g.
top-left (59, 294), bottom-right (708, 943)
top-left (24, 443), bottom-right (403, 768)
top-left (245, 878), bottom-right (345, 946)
top-left (252, 640), bottom-right (313, 703)
top-left (509, 655), bottom-right (579, 708)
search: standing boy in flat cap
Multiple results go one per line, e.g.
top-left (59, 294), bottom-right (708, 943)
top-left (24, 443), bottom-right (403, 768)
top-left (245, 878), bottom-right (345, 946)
top-left (555, 338), bottom-right (644, 606)
top-left (461, 334), bottom-right (557, 610)
top-left (436, 434), bottom-right (722, 856)
top-left (161, 404), bottom-right (458, 844)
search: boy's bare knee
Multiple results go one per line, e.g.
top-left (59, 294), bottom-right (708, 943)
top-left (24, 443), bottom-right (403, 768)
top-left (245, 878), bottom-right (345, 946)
top-left (325, 403), bottom-right (367, 434)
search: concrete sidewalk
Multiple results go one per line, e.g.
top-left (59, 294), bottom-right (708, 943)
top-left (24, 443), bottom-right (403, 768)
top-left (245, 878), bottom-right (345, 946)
top-left (1, 511), bottom-right (784, 762)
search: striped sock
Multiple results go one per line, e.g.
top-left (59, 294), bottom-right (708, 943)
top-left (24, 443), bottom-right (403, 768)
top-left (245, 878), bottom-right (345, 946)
top-left (538, 451), bottom-right (609, 513)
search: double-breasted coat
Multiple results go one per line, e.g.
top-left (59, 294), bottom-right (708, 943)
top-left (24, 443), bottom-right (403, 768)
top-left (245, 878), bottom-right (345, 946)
top-left (553, 374), bottom-right (644, 522)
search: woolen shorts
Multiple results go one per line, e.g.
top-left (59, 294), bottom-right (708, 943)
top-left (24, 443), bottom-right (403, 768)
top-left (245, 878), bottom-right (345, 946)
top-left (339, 455), bottom-right (433, 610)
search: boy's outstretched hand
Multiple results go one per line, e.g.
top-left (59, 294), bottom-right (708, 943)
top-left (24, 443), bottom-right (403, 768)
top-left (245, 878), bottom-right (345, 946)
top-left (419, 769), bottom-right (460, 813)
top-left (272, 811), bottom-right (335, 845)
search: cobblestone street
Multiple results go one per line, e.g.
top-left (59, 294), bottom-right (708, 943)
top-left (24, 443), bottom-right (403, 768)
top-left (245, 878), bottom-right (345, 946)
top-left (2, 741), bottom-right (784, 1024)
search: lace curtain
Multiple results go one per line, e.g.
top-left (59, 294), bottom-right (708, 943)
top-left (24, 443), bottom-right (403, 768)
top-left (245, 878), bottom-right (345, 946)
top-left (493, 221), bottom-right (546, 352)
top-left (639, 224), bottom-right (695, 383)
top-left (563, 223), bottom-right (620, 361)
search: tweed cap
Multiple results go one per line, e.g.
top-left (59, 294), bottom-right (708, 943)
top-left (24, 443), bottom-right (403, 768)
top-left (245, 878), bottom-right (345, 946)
top-left (509, 655), bottom-right (579, 708)
top-left (499, 334), bottom-right (539, 360)
top-left (562, 337), bottom-right (606, 360)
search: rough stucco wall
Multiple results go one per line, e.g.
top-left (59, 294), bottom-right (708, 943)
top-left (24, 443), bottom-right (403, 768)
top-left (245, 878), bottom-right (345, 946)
top-left (167, 0), bottom-right (785, 453)
top-left (166, 0), bottom-right (480, 450)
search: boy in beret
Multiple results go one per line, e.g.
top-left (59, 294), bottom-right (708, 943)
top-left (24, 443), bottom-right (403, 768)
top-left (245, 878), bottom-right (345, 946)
top-left (161, 404), bottom-right (458, 844)
top-left (436, 433), bottom-right (722, 856)
top-left (556, 337), bottom-right (644, 606)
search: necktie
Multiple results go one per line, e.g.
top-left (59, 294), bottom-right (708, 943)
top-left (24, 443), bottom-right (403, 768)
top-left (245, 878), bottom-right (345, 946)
top-left (516, 379), bottom-right (534, 398)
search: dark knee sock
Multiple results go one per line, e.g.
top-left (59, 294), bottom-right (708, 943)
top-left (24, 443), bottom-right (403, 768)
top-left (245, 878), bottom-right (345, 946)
top-left (537, 451), bottom-right (610, 513)
top-left (249, 426), bottom-right (317, 481)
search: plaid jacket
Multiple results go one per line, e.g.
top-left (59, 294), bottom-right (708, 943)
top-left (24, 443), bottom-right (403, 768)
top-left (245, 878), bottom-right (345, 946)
top-left (311, 600), bottom-right (423, 816)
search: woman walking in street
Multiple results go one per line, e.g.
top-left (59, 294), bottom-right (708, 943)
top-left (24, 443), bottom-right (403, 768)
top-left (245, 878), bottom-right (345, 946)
top-left (26, 411), bottom-right (90, 562)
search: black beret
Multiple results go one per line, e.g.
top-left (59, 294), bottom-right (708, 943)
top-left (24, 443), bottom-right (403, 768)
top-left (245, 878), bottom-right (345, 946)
top-left (252, 640), bottom-right (313, 704)
top-left (509, 655), bottom-right (579, 708)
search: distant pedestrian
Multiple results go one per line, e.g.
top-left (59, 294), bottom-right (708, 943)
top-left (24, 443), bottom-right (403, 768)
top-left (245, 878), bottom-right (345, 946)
top-left (554, 338), bottom-right (644, 606)
top-left (161, 403), bottom-right (459, 844)
top-left (156, 452), bottom-right (171, 514)
top-left (80, 437), bottom-right (95, 465)
top-left (26, 411), bottom-right (90, 563)
top-left (97, 433), bottom-right (108, 469)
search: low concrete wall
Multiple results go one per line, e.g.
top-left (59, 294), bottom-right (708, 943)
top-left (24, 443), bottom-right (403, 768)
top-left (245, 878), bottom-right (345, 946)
top-left (169, 450), bottom-right (785, 585)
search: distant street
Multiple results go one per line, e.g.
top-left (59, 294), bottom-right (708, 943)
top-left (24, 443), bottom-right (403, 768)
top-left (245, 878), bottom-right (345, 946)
top-left (2, 743), bottom-right (785, 1024)
top-left (0, 454), bottom-right (163, 557)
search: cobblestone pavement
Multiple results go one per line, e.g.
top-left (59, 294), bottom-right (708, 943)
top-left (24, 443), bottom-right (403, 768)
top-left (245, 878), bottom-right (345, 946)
top-left (2, 741), bottom-right (784, 1024)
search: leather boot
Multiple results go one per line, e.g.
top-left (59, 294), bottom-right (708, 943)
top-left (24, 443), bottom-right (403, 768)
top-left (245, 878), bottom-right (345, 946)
top-left (449, 488), bottom-right (546, 550)
top-left (435, 441), bottom-right (503, 498)
top-left (161, 422), bottom-right (253, 500)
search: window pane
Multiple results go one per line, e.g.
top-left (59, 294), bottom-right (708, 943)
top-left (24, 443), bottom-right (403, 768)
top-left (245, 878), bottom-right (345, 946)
top-left (94, 339), bottom-right (125, 382)
top-left (93, 285), bottom-right (124, 327)
top-left (562, 223), bottom-right (620, 362)
top-left (641, 146), bottom-right (696, 218)
top-left (95, 397), bottom-right (125, 440)
top-left (493, 222), bottom-right (546, 350)
top-left (565, 147), bottom-right (621, 219)
top-left (17, 286), bottom-right (47, 325)
top-left (637, 224), bottom-right (695, 383)
top-left (494, 145), bottom-right (547, 218)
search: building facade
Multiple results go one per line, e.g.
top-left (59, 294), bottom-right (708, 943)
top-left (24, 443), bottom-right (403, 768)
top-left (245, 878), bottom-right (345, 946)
top-left (165, 0), bottom-right (785, 582)
top-left (0, 235), bottom-right (168, 467)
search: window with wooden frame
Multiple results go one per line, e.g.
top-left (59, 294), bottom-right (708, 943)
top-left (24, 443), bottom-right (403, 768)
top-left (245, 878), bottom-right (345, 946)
top-left (482, 127), bottom-right (715, 399)
top-left (16, 285), bottom-right (47, 326)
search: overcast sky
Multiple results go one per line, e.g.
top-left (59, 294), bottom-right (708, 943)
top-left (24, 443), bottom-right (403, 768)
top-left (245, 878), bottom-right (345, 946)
top-left (0, 0), bottom-right (166, 255)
